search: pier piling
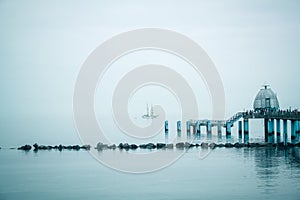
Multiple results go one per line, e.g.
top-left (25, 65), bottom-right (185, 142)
top-left (283, 119), bottom-right (288, 146)
top-left (244, 119), bottom-right (249, 143)
top-left (238, 121), bottom-right (242, 141)
top-left (276, 119), bottom-right (281, 143)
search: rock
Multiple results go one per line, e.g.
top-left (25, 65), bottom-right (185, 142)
top-left (233, 143), bottom-right (245, 148)
top-left (217, 143), bottom-right (225, 148)
top-left (81, 145), bottom-right (91, 150)
top-left (58, 144), bottom-right (63, 151)
top-left (118, 143), bottom-right (124, 149)
top-left (96, 142), bottom-right (108, 150)
top-left (189, 144), bottom-right (196, 148)
top-left (195, 144), bottom-right (200, 147)
top-left (201, 143), bottom-right (209, 148)
top-left (107, 144), bottom-right (116, 150)
top-left (72, 145), bottom-right (80, 150)
top-left (130, 144), bottom-right (138, 150)
top-left (18, 145), bottom-right (32, 151)
top-left (184, 142), bottom-right (191, 148)
top-left (157, 143), bottom-right (166, 149)
top-left (33, 143), bottom-right (39, 151)
top-left (176, 142), bottom-right (185, 149)
top-left (122, 143), bottom-right (130, 150)
top-left (139, 144), bottom-right (147, 149)
top-left (166, 144), bottom-right (173, 149)
top-left (209, 143), bottom-right (217, 149)
top-left (146, 143), bottom-right (156, 149)
top-left (225, 143), bottom-right (233, 148)
top-left (66, 145), bottom-right (73, 150)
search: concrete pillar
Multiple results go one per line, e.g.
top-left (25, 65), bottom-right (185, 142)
top-left (165, 120), bottom-right (169, 133)
top-left (177, 121), bottom-right (181, 132)
top-left (217, 123), bottom-right (222, 137)
top-left (276, 119), bottom-right (281, 143)
top-left (238, 121), bottom-right (242, 140)
top-left (165, 120), bottom-right (169, 142)
top-left (244, 118), bottom-right (249, 143)
top-left (186, 121), bottom-right (191, 134)
top-left (283, 119), bottom-right (288, 146)
top-left (206, 121), bottom-right (212, 135)
top-left (226, 122), bottom-right (231, 138)
top-left (268, 119), bottom-right (274, 143)
top-left (296, 121), bottom-right (300, 143)
top-left (264, 118), bottom-right (268, 142)
top-left (197, 121), bottom-right (201, 135)
top-left (291, 120), bottom-right (296, 144)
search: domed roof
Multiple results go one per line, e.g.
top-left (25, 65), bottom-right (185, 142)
top-left (253, 84), bottom-right (279, 111)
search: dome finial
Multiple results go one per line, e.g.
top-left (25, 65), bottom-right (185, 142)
top-left (262, 81), bottom-right (269, 89)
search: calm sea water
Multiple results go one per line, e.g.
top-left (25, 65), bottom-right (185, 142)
top-left (0, 146), bottom-right (300, 200)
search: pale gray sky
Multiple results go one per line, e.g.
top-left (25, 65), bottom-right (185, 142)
top-left (0, 0), bottom-right (300, 146)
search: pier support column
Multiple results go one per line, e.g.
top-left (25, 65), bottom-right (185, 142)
top-left (206, 121), bottom-right (212, 135)
top-left (186, 121), bottom-right (191, 139)
top-left (296, 121), bottom-right (300, 143)
top-left (238, 121), bottom-right (242, 141)
top-left (264, 118), bottom-right (268, 142)
top-left (276, 119), bottom-right (281, 143)
top-left (165, 120), bottom-right (169, 133)
top-left (177, 121), bottom-right (181, 137)
top-left (217, 123), bottom-right (222, 137)
top-left (244, 118), bottom-right (249, 143)
top-left (226, 122), bottom-right (231, 139)
top-left (165, 120), bottom-right (169, 143)
top-left (291, 120), bottom-right (296, 144)
top-left (283, 119), bottom-right (288, 146)
top-left (196, 121), bottom-right (201, 134)
top-left (268, 119), bottom-right (274, 143)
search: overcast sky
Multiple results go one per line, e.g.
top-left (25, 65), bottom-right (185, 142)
top-left (0, 0), bottom-right (300, 146)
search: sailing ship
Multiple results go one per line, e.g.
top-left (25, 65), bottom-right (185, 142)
top-left (142, 104), bottom-right (158, 119)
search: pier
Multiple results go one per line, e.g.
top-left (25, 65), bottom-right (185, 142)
top-left (164, 84), bottom-right (300, 145)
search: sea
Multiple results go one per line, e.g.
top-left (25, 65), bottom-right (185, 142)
top-left (0, 139), bottom-right (300, 200)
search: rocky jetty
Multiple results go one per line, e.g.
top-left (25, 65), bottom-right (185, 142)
top-left (16, 143), bottom-right (91, 151)
top-left (14, 142), bottom-right (300, 151)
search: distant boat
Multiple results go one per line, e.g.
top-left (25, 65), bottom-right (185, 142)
top-left (142, 104), bottom-right (158, 119)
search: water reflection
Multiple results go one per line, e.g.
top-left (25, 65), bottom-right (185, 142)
top-left (244, 147), bottom-right (300, 194)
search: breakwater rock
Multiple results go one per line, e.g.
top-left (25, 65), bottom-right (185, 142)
top-left (15, 142), bottom-right (300, 151)
top-left (17, 143), bottom-right (90, 151)
top-left (95, 142), bottom-right (300, 151)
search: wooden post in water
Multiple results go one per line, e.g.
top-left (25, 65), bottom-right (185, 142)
top-left (283, 119), bottom-right (288, 146)
top-left (243, 118), bottom-right (249, 143)
top-left (276, 119), bottom-right (281, 143)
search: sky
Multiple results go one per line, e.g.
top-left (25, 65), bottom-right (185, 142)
top-left (0, 0), bottom-right (300, 146)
